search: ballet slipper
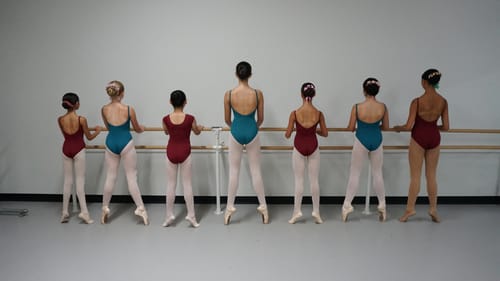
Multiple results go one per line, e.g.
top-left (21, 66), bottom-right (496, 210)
top-left (60, 212), bottom-right (70, 223)
top-left (185, 216), bottom-right (200, 228)
top-left (78, 212), bottom-right (94, 224)
top-left (101, 206), bottom-right (110, 224)
top-left (134, 207), bottom-right (149, 225)
top-left (377, 207), bottom-right (387, 222)
top-left (428, 211), bottom-right (440, 223)
top-left (342, 205), bottom-right (354, 222)
top-left (399, 210), bottom-right (416, 222)
top-left (257, 205), bottom-right (269, 224)
top-left (162, 215), bottom-right (176, 227)
top-left (288, 212), bottom-right (303, 224)
top-left (312, 212), bottom-right (323, 224)
top-left (224, 206), bottom-right (236, 225)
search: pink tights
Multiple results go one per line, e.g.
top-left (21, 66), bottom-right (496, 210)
top-left (62, 150), bottom-right (89, 214)
top-left (165, 155), bottom-right (196, 219)
top-left (292, 148), bottom-right (320, 215)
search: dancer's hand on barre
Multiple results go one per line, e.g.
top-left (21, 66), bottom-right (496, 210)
top-left (393, 125), bottom-right (407, 132)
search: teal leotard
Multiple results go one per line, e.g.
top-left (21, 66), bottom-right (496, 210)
top-left (355, 104), bottom-right (385, 151)
top-left (230, 90), bottom-right (259, 145)
top-left (105, 106), bottom-right (132, 154)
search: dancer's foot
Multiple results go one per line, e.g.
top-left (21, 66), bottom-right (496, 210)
top-left (101, 206), bottom-right (110, 224)
top-left (312, 212), bottom-right (323, 224)
top-left (185, 216), bottom-right (200, 228)
top-left (224, 206), bottom-right (236, 225)
top-left (162, 215), bottom-right (175, 227)
top-left (60, 212), bottom-right (70, 223)
top-left (78, 212), bottom-right (94, 224)
top-left (377, 207), bottom-right (387, 222)
top-left (288, 212), bottom-right (303, 224)
top-left (257, 205), bottom-right (269, 224)
top-left (341, 205), bottom-right (354, 222)
top-left (428, 211), bottom-right (440, 223)
top-left (399, 210), bottom-right (416, 222)
top-left (134, 207), bottom-right (149, 225)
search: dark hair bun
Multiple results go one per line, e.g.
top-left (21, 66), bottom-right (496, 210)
top-left (422, 68), bottom-right (441, 86)
top-left (301, 82), bottom-right (316, 99)
top-left (170, 90), bottom-right (186, 108)
top-left (61, 92), bottom-right (79, 109)
top-left (236, 61), bottom-right (252, 80)
top-left (363, 78), bottom-right (380, 96)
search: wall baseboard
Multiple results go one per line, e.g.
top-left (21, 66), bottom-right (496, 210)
top-left (1, 193), bottom-right (498, 205)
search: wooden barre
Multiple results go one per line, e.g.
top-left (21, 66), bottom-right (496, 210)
top-left (86, 145), bottom-right (500, 150)
top-left (89, 127), bottom-right (500, 134)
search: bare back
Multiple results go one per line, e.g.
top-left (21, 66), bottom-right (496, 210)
top-left (228, 86), bottom-right (259, 115)
top-left (295, 103), bottom-right (320, 128)
top-left (58, 112), bottom-right (80, 135)
top-left (416, 93), bottom-right (447, 122)
top-left (102, 103), bottom-right (130, 126)
top-left (357, 100), bottom-right (386, 123)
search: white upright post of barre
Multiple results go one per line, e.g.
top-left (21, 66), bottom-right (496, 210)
top-left (212, 127), bottom-right (223, 215)
top-left (362, 162), bottom-right (372, 215)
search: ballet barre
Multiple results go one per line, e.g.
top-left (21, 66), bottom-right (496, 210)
top-left (86, 127), bottom-right (500, 215)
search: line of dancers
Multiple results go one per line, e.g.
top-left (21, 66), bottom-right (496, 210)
top-left (58, 61), bottom-right (449, 226)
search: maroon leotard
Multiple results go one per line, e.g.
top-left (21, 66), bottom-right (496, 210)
top-left (163, 114), bottom-right (194, 164)
top-left (293, 111), bottom-right (319, 156)
top-left (61, 117), bottom-right (85, 158)
top-left (411, 99), bottom-right (441, 150)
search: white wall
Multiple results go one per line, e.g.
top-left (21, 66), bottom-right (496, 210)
top-left (1, 0), bottom-right (499, 197)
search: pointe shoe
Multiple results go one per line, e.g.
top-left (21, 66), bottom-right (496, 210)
top-left (185, 216), bottom-right (200, 228)
top-left (288, 212), bottom-right (303, 224)
top-left (224, 207), bottom-right (236, 225)
top-left (377, 207), bottom-right (387, 222)
top-left (134, 207), bottom-right (149, 225)
top-left (162, 215), bottom-right (175, 227)
top-left (342, 206), bottom-right (354, 222)
top-left (312, 212), bottom-right (323, 224)
top-left (101, 206), bottom-right (110, 224)
top-left (257, 205), bottom-right (269, 224)
top-left (399, 210), bottom-right (416, 222)
top-left (78, 212), bottom-right (94, 224)
top-left (60, 212), bottom-right (70, 223)
top-left (428, 211), bottom-right (441, 223)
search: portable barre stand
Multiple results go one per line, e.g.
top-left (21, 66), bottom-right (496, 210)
top-left (0, 208), bottom-right (29, 217)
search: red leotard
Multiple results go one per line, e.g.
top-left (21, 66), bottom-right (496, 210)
top-left (163, 114), bottom-right (194, 164)
top-left (293, 111), bottom-right (319, 156)
top-left (61, 117), bottom-right (85, 158)
top-left (411, 99), bottom-right (441, 150)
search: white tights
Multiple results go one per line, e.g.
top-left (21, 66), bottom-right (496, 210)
top-left (343, 137), bottom-right (386, 210)
top-left (292, 148), bottom-right (320, 215)
top-left (102, 141), bottom-right (145, 208)
top-left (62, 150), bottom-right (89, 214)
top-left (226, 134), bottom-right (267, 209)
top-left (165, 155), bottom-right (195, 219)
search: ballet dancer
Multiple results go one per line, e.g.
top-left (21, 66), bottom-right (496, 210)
top-left (223, 61), bottom-right (269, 225)
top-left (162, 90), bottom-right (203, 228)
top-left (100, 80), bottom-right (149, 225)
top-left (58, 92), bottom-right (101, 223)
top-left (342, 78), bottom-right (389, 222)
top-left (394, 69), bottom-right (449, 223)
top-left (285, 82), bottom-right (328, 224)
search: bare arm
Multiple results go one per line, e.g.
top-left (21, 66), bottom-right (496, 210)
top-left (393, 99), bottom-right (417, 132)
top-left (224, 91), bottom-right (232, 127)
top-left (129, 106), bottom-right (145, 133)
top-left (438, 99), bottom-right (450, 131)
top-left (192, 117), bottom-right (203, 135)
top-left (347, 105), bottom-right (356, 132)
top-left (256, 90), bottom-right (264, 127)
top-left (380, 104), bottom-right (390, 131)
top-left (101, 107), bottom-right (109, 130)
top-left (162, 118), bottom-right (169, 135)
top-left (284, 111), bottom-right (295, 139)
top-left (80, 117), bottom-right (101, 140)
top-left (317, 111), bottom-right (328, 137)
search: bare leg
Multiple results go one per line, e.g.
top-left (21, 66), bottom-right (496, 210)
top-left (164, 156), bottom-right (177, 226)
top-left (400, 138), bottom-right (425, 222)
top-left (289, 148), bottom-right (305, 223)
top-left (61, 154), bottom-right (73, 222)
top-left (425, 146), bottom-right (441, 222)
top-left (307, 149), bottom-right (322, 223)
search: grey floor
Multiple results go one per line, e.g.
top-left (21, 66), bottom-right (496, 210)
top-left (0, 202), bottom-right (499, 281)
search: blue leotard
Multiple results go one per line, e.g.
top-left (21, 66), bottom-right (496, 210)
top-left (230, 90), bottom-right (259, 145)
top-left (105, 106), bottom-right (132, 154)
top-left (355, 104), bottom-right (385, 151)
